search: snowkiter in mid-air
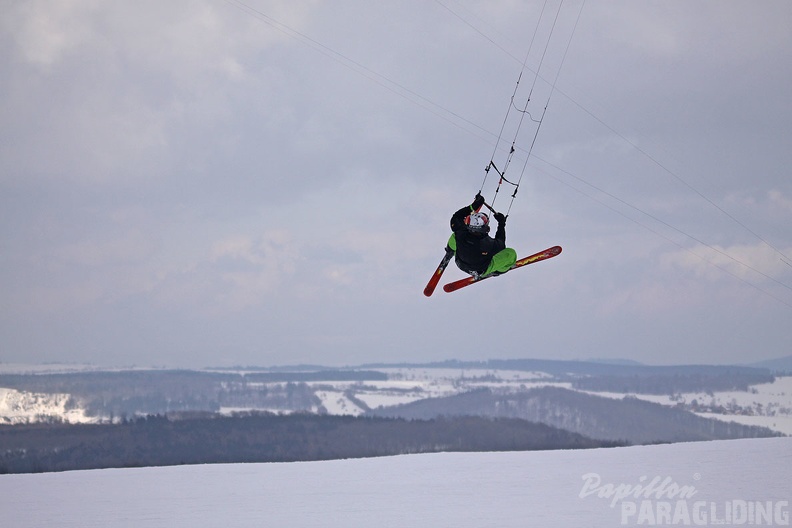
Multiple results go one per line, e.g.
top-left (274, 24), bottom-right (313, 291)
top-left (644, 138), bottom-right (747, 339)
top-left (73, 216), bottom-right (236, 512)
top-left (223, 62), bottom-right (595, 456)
top-left (448, 193), bottom-right (517, 280)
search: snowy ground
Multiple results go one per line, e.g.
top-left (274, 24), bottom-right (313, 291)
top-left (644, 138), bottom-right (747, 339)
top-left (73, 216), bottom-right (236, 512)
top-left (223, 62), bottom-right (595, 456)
top-left (0, 388), bottom-right (93, 425)
top-left (0, 437), bottom-right (789, 528)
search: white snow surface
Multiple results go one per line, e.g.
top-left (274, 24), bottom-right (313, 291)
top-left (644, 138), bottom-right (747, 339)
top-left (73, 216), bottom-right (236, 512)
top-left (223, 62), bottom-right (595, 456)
top-left (0, 438), bottom-right (789, 528)
top-left (0, 388), bottom-right (92, 425)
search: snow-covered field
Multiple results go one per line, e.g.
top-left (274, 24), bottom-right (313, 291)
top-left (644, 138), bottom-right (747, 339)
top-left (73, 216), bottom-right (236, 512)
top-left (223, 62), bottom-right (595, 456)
top-left (0, 388), bottom-right (93, 425)
top-left (0, 437), bottom-right (788, 527)
top-left (307, 368), bottom-right (569, 416)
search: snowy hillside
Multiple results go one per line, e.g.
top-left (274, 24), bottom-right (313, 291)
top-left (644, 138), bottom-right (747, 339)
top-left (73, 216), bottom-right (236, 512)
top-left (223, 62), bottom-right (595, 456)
top-left (2, 364), bottom-right (791, 437)
top-left (251, 369), bottom-right (792, 436)
top-left (0, 388), bottom-right (92, 425)
top-left (586, 376), bottom-right (792, 435)
top-left (0, 437), bottom-right (788, 528)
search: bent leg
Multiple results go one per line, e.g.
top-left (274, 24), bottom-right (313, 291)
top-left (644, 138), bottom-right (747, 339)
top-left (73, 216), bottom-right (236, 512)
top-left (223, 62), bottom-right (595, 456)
top-left (447, 233), bottom-right (469, 274)
top-left (447, 233), bottom-right (457, 252)
top-left (484, 248), bottom-right (517, 276)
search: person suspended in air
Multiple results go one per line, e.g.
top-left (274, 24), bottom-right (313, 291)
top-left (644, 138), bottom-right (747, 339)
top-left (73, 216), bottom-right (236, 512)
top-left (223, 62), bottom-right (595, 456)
top-left (447, 193), bottom-right (517, 280)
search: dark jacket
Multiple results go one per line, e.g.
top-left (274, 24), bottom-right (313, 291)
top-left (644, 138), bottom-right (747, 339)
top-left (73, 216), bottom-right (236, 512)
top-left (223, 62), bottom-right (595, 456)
top-left (450, 203), bottom-right (506, 275)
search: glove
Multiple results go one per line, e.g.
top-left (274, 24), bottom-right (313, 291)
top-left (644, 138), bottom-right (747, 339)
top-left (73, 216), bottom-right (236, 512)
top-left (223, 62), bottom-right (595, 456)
top-left (494, 212), bottom-right (507, 224)
top-left (472, 193), bottom-right (485, 210)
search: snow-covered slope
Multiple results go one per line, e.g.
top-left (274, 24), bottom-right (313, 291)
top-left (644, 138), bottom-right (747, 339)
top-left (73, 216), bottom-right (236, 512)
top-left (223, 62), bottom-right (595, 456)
top-left (0, 388), bottom-right (92, 425)
top-left (0, 438), bottom-right (788, 528)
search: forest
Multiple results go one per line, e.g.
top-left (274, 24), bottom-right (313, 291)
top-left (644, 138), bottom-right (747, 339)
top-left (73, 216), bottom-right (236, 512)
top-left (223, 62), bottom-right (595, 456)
top-left (0, 412), bottom-right (619, 474)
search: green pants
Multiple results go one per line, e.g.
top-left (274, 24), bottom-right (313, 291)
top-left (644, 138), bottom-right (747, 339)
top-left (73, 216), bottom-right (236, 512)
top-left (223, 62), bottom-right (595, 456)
top-left (447, 234), bottom-right (517, 277)
top-left (484, 247), bottom-right (517, 275)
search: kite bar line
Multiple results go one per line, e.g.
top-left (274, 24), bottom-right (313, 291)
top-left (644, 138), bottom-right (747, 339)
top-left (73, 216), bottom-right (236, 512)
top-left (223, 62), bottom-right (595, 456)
top-left (479, 0), bottom-right (585, 217)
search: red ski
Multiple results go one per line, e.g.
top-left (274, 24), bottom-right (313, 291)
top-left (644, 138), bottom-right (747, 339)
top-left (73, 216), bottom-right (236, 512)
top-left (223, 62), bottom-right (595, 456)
top-left (442, 245), bottom-right (562, 293)
top-left (424, 247), bottom-right (455, 297)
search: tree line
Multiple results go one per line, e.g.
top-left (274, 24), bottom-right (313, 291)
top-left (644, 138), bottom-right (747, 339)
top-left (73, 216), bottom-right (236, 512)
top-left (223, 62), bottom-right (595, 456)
top-left (0, 412), bottom-right (620, 474)
top-left (571, 370), bottom-right (774, 394)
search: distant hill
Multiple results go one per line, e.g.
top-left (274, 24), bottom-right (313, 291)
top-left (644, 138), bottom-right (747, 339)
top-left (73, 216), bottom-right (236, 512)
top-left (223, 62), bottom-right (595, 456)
top-left (747, 355), bottom-right (792, 374)
top-left (369, 386), bottom-right (780, 444)
top-left (582, 358), bottom-right (646, 366)
top-left (361, 358), bottom-right (771, 380)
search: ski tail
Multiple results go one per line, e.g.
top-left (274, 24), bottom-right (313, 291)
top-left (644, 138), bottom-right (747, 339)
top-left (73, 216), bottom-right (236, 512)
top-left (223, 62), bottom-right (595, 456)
top-left (423, 248), bottom-right (454, 297)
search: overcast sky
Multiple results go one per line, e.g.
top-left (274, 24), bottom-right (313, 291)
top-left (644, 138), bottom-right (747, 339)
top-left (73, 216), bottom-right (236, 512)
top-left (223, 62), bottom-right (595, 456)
top-left (2, 1), bottom-right (790, 369)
